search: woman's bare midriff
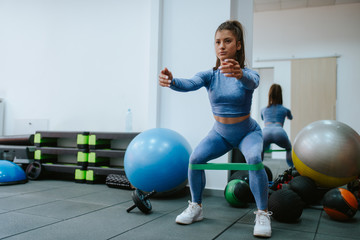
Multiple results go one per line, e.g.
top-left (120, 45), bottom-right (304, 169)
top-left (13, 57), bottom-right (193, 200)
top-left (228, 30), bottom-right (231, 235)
top-left (214, 113), bottom-right (250, 124)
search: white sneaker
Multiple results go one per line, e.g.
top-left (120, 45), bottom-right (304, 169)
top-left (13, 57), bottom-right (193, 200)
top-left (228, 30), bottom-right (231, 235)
top-left (253, 210), bottom-right (272, 238)
top-left (175, 201), bottom-right (204, 225)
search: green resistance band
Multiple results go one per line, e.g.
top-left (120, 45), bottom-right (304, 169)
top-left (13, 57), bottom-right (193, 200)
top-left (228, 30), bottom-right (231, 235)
top-left (189, 162), bottom-right (264, 171)
top-left (264, 149), bottom-right (286, 153)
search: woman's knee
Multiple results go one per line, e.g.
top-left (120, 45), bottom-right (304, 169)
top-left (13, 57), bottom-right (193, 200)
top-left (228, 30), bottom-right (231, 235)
top-left (189, 152), bottom-right (207, 164)
top-left (244, 154), bottom-right (262, 165)
top-left (242, 145), bottom-right (263, 164)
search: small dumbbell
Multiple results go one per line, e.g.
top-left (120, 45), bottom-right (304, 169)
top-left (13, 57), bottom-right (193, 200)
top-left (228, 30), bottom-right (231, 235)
top-left (126, 189), bottom-right (156, 214)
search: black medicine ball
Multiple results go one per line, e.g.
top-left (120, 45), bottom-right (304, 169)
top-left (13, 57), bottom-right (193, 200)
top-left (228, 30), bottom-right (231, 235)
top-left (323, 188), bottom-right (358, 221)
top-left (268, 189), bottom-right (305, 222)
top-left (289, 176), bottom-right (317, 205)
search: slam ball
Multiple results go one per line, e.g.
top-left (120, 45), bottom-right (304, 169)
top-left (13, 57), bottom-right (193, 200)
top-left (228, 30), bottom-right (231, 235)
top-left (268, 189), bottom-right (305, 222)
top-left (289, 176), bottom-right (318, 205)
top-left (124, 128), bottom-right (192, 192)
top-left (292, 120), bottom-right (360, 188)
top-left (224, 179), bottom-right (251, 208)
top-left (323, 188), bottom-right (358, 221)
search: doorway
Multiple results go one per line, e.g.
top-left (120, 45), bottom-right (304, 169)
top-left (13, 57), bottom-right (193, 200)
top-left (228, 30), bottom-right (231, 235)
top-left (290, 57), bottom-right (337, 142)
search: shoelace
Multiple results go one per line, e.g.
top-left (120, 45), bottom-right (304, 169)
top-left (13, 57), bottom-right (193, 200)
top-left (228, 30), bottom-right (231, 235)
top-left (254, 211), bottom-right (273, 224)
top-left (183, 201), bottom-right (197, 214)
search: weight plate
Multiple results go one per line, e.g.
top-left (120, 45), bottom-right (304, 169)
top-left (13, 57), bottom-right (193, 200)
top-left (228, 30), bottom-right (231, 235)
top-left (26, 161), bottom-right (42, 180)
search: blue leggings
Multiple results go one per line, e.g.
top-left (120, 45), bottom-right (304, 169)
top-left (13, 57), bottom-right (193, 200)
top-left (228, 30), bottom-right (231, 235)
top-left (262, 124), bottom-right (293, 167)
top-left (189, 117), bottom-right (269, 210)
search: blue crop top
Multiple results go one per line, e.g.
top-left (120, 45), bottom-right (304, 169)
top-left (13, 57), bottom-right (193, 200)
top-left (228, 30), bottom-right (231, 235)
top-left (261, 104), bottom-right (293, 126)
top-left (170, 68), bottom-right (259, 118)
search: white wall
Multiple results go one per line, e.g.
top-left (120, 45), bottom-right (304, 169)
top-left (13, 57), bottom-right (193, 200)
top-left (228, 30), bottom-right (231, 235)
top-left (0, 0), bottom-right (150, 134)
top-left (253, 3), bottom-right (360, 134)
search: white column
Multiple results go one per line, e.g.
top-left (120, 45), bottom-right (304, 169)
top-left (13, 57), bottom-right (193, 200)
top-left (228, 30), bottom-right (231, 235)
top-left (230, 0), bottom-right (254, 67)
top-left (147, 0), bottom-right (163, 129)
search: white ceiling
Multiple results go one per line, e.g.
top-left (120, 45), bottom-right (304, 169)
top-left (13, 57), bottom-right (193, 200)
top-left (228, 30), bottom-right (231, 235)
top-left (254, 0), bottom-right (360, 12)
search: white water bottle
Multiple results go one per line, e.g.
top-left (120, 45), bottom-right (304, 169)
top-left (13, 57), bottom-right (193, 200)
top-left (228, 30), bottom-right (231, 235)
top-left (125, 108), bottom-right (133, 132)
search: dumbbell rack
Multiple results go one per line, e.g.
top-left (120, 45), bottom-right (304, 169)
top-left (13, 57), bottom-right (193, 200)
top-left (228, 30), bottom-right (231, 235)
top-left (33, 131), bottom-right (139, 184)
top-left (34, 131), bottom-right (90, 182)
top-left (86, 132), bottom-right (139, 184)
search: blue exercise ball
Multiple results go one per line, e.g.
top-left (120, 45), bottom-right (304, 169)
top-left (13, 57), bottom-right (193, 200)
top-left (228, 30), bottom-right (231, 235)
top-left (0, 160), bottom-right (27, 185)
top-left (124, 128), bottom-right (192, 192)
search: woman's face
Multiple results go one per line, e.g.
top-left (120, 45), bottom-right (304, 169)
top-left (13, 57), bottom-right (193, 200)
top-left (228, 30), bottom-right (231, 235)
top-left (215, 30), bottom-right (241, 63)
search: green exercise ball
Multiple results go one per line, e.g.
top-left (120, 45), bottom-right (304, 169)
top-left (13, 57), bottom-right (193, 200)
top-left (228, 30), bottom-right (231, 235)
top-left (224, 179), bottom-right (251, 208)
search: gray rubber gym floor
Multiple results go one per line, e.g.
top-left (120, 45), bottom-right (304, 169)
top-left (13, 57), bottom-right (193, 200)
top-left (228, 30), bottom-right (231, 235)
top-left (0, 159), bottom-right (359, 240)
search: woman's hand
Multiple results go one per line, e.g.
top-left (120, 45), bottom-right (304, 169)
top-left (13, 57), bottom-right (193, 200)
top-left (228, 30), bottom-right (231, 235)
top-left (219, 59), bottom-right (243, 79)
top-left (159, 67), bottom-right (173, 87)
